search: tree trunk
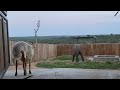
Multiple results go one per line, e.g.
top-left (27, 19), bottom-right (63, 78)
top-left (35, 32), bottom-right (38, 61)
top-left (35, 32), bottom-right (37, 44)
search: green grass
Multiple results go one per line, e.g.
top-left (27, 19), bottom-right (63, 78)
top-left (36, 55), bottom-right (120, 69)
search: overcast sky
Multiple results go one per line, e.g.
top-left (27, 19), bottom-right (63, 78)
top-left (7, 11), bottom-right (120, 37)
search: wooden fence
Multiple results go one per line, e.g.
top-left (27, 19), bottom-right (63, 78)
top-left (57, 43), bottom-right (120, 56)
top-left (9, 41), bottom-right (120, 65)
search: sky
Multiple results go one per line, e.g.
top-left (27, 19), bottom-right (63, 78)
top-left (7, 11), bottom-right (120, 37)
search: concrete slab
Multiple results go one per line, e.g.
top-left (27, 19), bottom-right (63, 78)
top-left (93, 55), bottom-right (120, 61)
top-left (3, 68), bottom-right (120, 79)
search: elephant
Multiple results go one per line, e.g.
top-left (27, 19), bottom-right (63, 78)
top-left (72, 44), bottom-right (84, 62)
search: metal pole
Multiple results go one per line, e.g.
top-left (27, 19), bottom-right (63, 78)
top-left (1, 18), bottom-right (6, 69)
top-left (95, 38), bottom-right (96, 44)
top-left (73, 37), bottom-right (74, 45)
top-left (114, 11), bottom-right (119, 16)
top-left (77, 38), bottom-right (78, 44)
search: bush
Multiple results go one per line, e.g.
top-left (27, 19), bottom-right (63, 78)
top-left (105, 61), bottom-right (112, 64)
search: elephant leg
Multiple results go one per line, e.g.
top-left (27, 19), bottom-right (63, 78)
top-left (79, 52), bottom-right (84, 62)
top-left (29, 60), bottom-right (32, 74)
top-left (72, 55), bottom-right (75, 62)
top-left (15, 60), bottom-right (18, 76)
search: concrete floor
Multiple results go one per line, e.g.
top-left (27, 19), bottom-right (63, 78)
top-left (3, 68), bottom-right (120, 79)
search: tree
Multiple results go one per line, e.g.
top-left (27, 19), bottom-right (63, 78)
top-left (34, 20), bottom-right (40, 44)
top-left (34, 20), bottom-right (40, 61)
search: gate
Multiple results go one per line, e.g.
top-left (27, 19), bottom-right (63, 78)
top-left (0, 11), bottom-right (10, 79)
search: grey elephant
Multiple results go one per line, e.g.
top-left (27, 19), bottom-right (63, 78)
top-left (12, 41), bottom-right (34, 76)
top-left (72, 44), bottom-right (84, 62)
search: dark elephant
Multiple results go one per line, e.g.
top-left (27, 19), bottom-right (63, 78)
top-left (72, 44), bottom-right (84, 62)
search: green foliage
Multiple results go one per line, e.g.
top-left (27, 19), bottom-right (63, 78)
top-left (105, 61), bottom-right (112, 64)
top-left (9, 34), bottom-right (120, 44)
